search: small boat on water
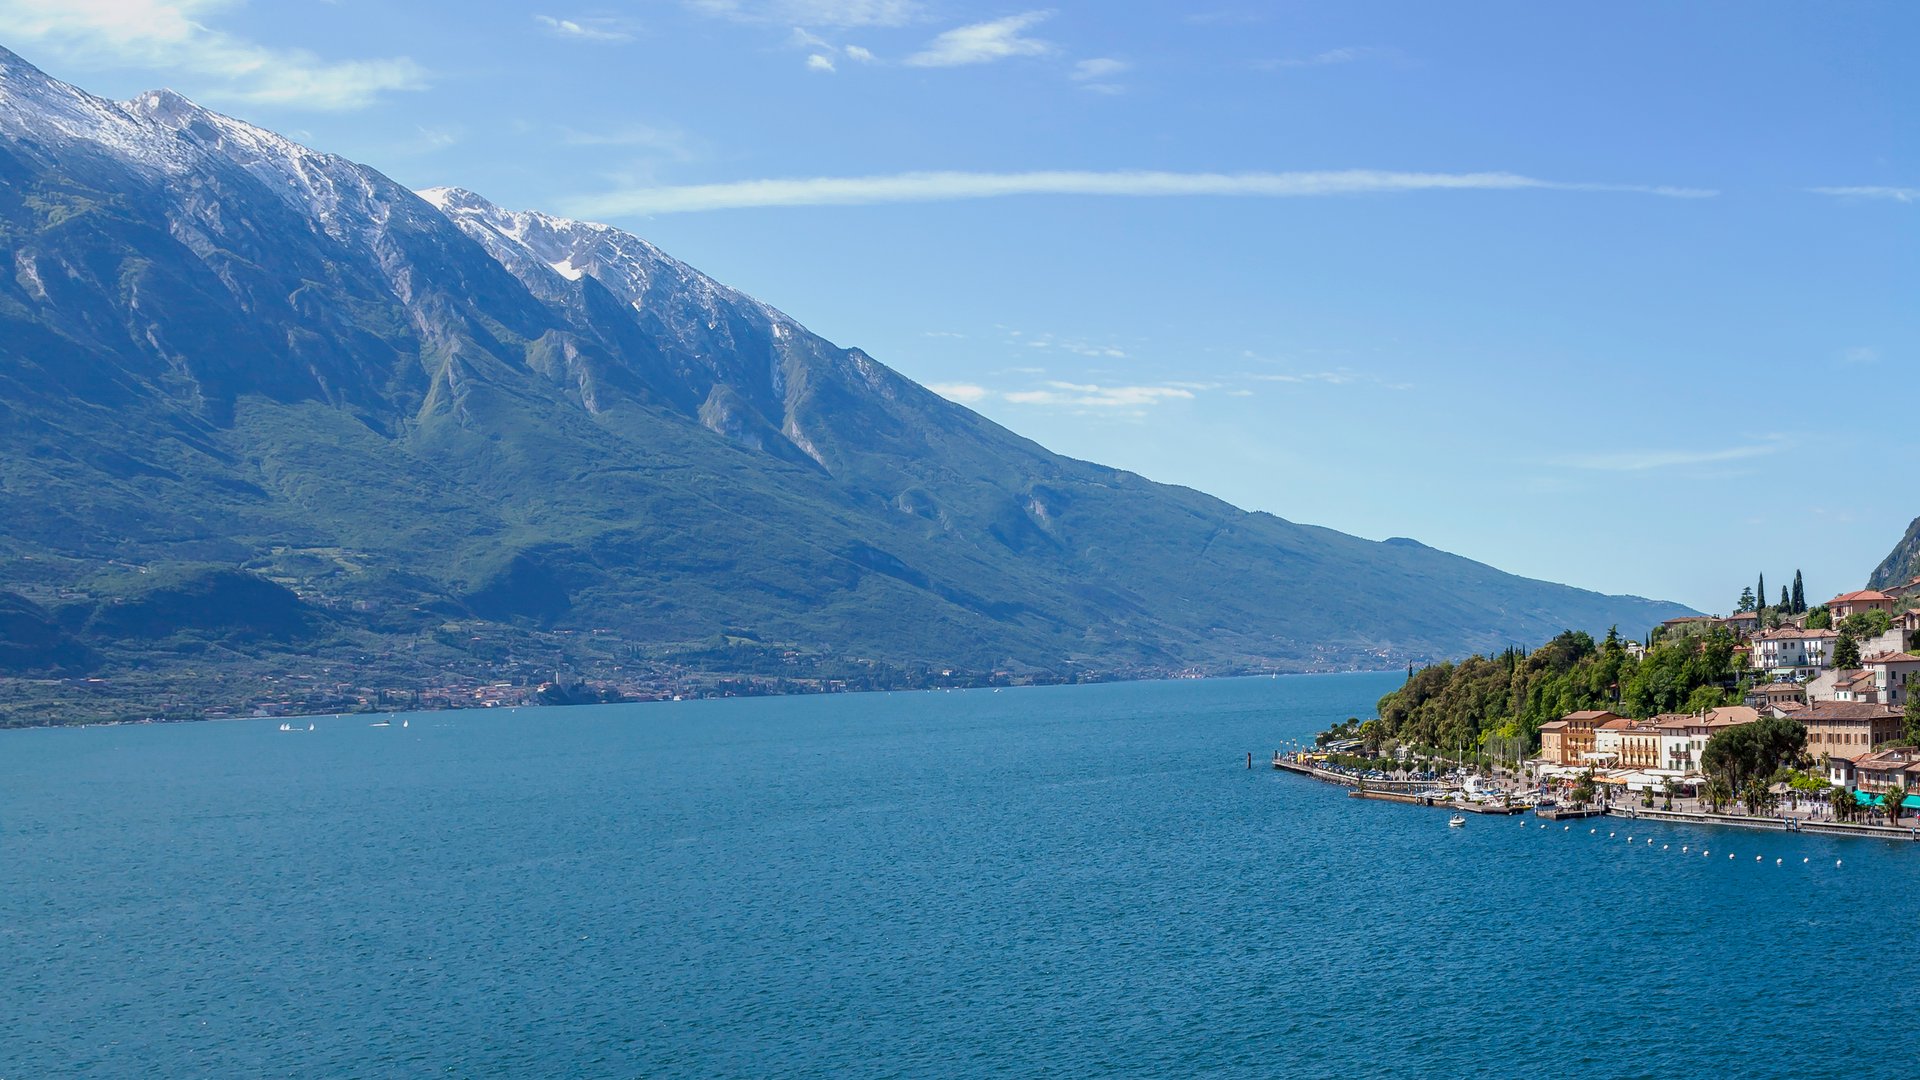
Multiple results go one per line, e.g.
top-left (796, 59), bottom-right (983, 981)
top-left (1448, 814), bottom-right (1467, 828)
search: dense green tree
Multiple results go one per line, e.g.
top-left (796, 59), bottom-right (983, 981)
top-left (1831, 787), bottom-right (1856, 822)
top-left (1905, 693), bottom-right (1920, 747)
top-left (1842, 610), bottom-right (1892, 639)
top-left (1806, 606), bottom-right (1832, 630)
top-left (1780, 586), bottom-right (1790, 610)
top-left (1701, 715), bottom-right (1808, 792)
top-left (1736, 586), bottom-right (1757, 614)
top-left (1358, 718), bottom-right (1384, 755)
top-left (1835, 630), bottom-right (1861, 670)
top-left (1792, 570), bottom-right (1805, 614)
top-left (1886, 784), bottom-right (1909, 825)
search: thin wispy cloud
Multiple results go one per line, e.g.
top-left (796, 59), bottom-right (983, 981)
top-left (560, 124), bottom-right (697, 158)
top-left (1808, 186), bottom-right (1919, 203)
top-left (1257, 46), bottom-right (1385, 70)
top-left (535, 15), bottom-right (640, 43)
top-left (806, 53), bottom-right (836, 72)
top-left (1246, 368), bottom-right (1413, 391)
top-left (687, 0), bottom-right (920, 27)
top-left (930, 379), bottom-right (1199, 410)
top-left (1005, 381), bottom-right (1195, 408)
top-left (1071, 56), bottom-right (1127, 94)
top-left (0, 0), bottom-right (426, 109)
top-left (1557, 444), bottom-right (1783, 472)
top-left (1072, 57), bottom-right (1128, 80)
top-left (928, 382), bottom-right (991, 403)
top-left (565, 168), bottom-right (1719, 217)
top-left (905, 11), bottom-right (1052, 67)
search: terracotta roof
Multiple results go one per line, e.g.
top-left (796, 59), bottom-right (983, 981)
top-left (1863, 652), bottom-right (1920, 665)
top-left (1563, 709), bottom-right (1620, 722)
top-left (1830, 590), bottom-right (1894, 604)
top-left (1653, 713), bottom-right (1698, 730)
top-left (1852, 748), bottom-right (1920, 769)
top-left (1774, 701), bottom-right (1805, 713)
top-left (1538, 720), bottom-right (1568, 731)
top-left (1599, 717), bottom-right (1637, 730)
top-left (1705, 706), bottom-right (1759, 727)
top-left (1754, 627), bottom-right (1839, 641)
top-left (1799, 700), bottom-right (1902, 721)
top-left (1663, 615), bottom-right (1719, 625)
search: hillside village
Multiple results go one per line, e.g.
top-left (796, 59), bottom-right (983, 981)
top-left (1532, 578), bottom-right (1920, 803)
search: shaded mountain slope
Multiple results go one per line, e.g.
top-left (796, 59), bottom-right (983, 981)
top-left (0, 45), bottom-right (1692, 701)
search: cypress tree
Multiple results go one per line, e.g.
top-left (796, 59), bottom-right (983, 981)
top-left (1792, 570), bottom-right (1805, 613)
top-left (1835, 630), bottom-right (1861, 670)
top-left (1758, 572), bottom-right (1766, 613)
top-left (1781, 586), bottom-right (1790, 610)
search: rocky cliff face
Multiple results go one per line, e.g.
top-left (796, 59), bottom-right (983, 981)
top-left (1869, 518), bottom-right (1920, 593)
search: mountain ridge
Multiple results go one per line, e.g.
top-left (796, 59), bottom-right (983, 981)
top-left (0, 45), bottom-right (1694, 719)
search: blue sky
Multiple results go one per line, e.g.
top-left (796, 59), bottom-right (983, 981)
top-left (2, 1), bottom-right (1915, 614)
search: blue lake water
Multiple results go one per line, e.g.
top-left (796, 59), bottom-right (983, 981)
top-left (0, 673), bottom-right (1909, 1077)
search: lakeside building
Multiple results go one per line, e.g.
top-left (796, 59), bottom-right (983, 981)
top-left (1747, 681), bottom-right (1808, 710)
top-left (1864, 653), bottom-right (1920, 706)
top-left (1829, 590), bottom-right (1896, 621)
top-left (1619, 721), bottom-right (1662, 768)
top-left (1751, 626), bottom-right (1839, 681)
top-left (1593, 716), bottom-right (1635, 764)
top-left (1850, 747), bottom-right (1920, 795)
top-left (1793, 700), bottom-right (1904, 784)
top-left (1538, 720), bottom-right (1567, 765)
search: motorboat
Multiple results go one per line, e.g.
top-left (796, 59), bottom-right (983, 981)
top-left (1448, 814), bottom-right (1467, 828)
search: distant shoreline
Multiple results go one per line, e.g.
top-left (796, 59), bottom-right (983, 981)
top-left (0, 666), bottom-right (1402, 733)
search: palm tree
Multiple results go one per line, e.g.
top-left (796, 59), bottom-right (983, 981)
top-left (1662, 777), bottom-right (1677, 811)
top-left (1704, 775), bottom-right (1733, 814)
top-left (1886, 784), bottom-right (1908, 826)
top-left (1831, 786), bottom-right (1856, 823)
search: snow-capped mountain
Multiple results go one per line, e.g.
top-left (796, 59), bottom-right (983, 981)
top-left (0, 44), bottom-right (1695, 682)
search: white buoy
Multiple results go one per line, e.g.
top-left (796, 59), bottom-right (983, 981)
top-left (1803, 857), bottom-right (1809, 864)
top-left (1590, 828), bottom-right (1596, 834)
top-left (1776, 858), bottom-right (1782, 865)
top-left (1645, 838), bottom-right (1653, 845)
top-left (1609, 832), bottom-right (1615, 838)
top-left (1564, 825), bottom-right (1569, 831)
top-left (1729, 853), bottom-right (1736, 859)
top-left (1837, 859), bottom-right (1844, 867)
top-left (1539, 823), bottom-right (1546, 829)
top-left (1756, 855), bottom-right (1763, 862)
top-left (1627, 835), bottom-right (1634, 842)
top-left (1662, 845), bottom-right (1669, 850)
top-left (1682, 846), bottom-right (1689, 853)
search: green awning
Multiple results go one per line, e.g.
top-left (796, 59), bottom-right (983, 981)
top-left (1851, 790), bottom-right (1920, 808)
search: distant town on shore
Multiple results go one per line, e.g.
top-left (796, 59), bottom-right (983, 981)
top-left (1302, 573), bottom-right (1920, 823)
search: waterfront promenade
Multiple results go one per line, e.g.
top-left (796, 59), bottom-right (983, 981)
top-left (1274, 753), bottom-right (1920, 840)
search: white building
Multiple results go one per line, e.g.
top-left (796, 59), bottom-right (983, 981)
top-left (1751, 627), bottom-right (1839, 679)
